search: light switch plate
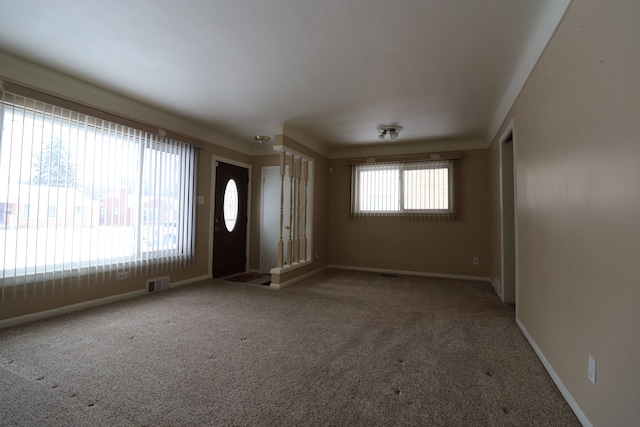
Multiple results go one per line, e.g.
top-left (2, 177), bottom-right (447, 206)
top-left (588, 355), bottom-right (596, 384)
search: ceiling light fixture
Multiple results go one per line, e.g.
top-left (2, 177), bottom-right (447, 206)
top-left (377, 125), bottom-right (403, 141)
top-left (255, 135), bottom-right (271, 145)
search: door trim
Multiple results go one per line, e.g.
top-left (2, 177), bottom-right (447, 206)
top-left (499, 121), bottom-right (517, 305)
top-left (209, 156), bottom-right (252, 278)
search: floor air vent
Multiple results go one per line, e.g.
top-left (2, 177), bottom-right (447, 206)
top-left (147, 276), bottom-right (170, 293)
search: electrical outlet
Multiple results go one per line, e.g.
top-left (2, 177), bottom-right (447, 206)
top-left (588, 355), bottom-right (596, 384)
top-left (473, 257), bottom-right (479, 265)
top-left (116, 270), bottom-right (129, 280)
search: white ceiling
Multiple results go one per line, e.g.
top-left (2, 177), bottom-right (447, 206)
top-left (0, 0), bottom-right (569, 155)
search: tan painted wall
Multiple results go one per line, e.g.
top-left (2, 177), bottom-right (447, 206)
top-left (328, 149), bottom-right (491, 278)
top-left (1, 131), bottom-right (331, 319)
top-left (0, 57), bottom-right (252, 321)
top-left (489, 1), bottom-right (640, 425)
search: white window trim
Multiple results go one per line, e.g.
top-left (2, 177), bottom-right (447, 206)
top-left (351, 159), bottom-right (457, 219)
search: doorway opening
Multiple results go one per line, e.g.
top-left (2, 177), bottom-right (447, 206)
top-left (260, 166), bottom-right (290, 274)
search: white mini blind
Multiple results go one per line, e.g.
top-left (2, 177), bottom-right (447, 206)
top-left (351, 158), bottom-right (457, 219)
top-left (0, 88), bottom-right (197, 301)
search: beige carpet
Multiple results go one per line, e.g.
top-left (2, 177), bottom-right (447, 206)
top-left (0, 269), bottom-right (579, 426)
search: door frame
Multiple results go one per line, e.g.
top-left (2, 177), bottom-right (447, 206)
top-left (499, 121), bottom-right (517, 305)
top-left (208, 156), bottom-right (252, 278)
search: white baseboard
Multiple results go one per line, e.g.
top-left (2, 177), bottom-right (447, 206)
top-left (270, 266), bottom-right (327, 289)
top-left (0, 289), bottom-right (146, 330)
top-left (0, 274), bottom-right (212, 330)
top-left (516, 318), bottom-right (592, 427)
top-left (328, 265), bottom-right (491, 283)
top-left (171, 274), bottom-right (211, 288)
top-left (491, 278), bottom-right (504, 300)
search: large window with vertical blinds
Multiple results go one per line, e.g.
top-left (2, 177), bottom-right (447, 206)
top-left (0, 87), bottom-right (197, 297)
top-left (351, 156), bottom-right (458, 219)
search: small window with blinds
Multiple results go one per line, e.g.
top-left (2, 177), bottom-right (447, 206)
top-left (0, 88), bottom-right (197, 295)
top-left (351, 159), bottom-right (456, 218)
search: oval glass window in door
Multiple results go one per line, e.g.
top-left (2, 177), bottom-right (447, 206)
top-left (223, 179), bottom-right (239, 232)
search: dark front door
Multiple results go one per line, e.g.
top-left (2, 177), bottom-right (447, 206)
top-left (213, 161), bottom-right (249, 278)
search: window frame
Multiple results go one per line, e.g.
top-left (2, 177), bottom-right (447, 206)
top-left (351, 159), bottom-right (457, 219)
top-left (400, 160), bottom-right (454, 214)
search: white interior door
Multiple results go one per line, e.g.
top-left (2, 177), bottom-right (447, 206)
top-left (260, 166), bottom-right (290, 273)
